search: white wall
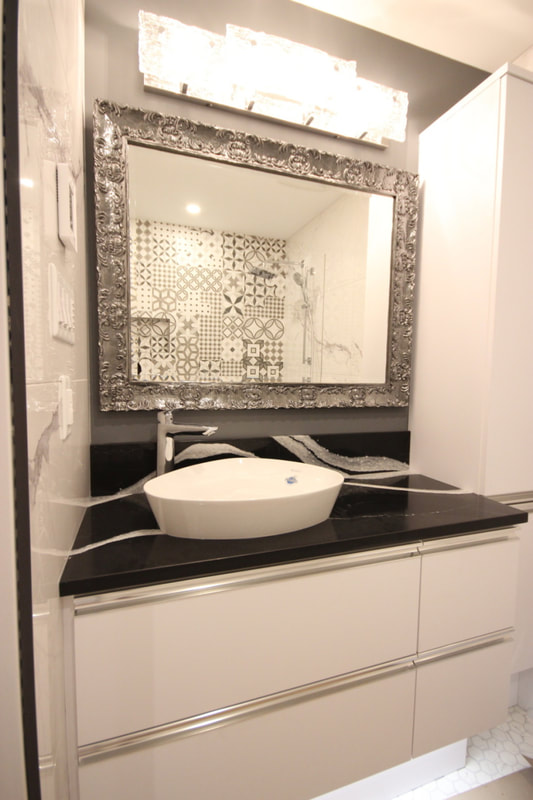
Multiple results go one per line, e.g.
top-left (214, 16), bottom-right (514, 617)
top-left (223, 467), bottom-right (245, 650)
top-left (18, 0), bottom-right (90, 797)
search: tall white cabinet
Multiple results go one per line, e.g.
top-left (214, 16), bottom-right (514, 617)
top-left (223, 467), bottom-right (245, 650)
top-left (410, 63), bottom-right (533, 497)
top-left (410, 63), bottom-right (533, 686)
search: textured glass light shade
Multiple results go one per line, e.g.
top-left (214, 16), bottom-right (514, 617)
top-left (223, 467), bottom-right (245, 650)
top-left (225, 24), bottom-right (359, 127)
top-left (139, 11), bottom-right (229, 104)
top-left (138, 10), bottom-right (408, 145)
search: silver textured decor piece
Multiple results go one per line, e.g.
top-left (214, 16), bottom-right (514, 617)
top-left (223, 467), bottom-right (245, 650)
top-left (93, 99), bottom-right (418, 411)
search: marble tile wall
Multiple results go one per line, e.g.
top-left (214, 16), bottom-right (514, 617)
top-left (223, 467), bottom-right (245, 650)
top-left (18, 1), bottom-right (90, 798)
top-left (286, 192), bottom-right (371, 384)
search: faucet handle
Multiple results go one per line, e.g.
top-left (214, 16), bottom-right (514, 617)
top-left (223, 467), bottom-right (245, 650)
top-left (157, 411), bottom-right (217, 437)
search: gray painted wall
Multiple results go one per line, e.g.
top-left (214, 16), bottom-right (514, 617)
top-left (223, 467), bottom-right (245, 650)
top-left (85, 0), bottom-right (488, 444)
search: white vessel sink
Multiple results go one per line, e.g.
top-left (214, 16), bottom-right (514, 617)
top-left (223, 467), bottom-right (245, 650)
top-left (144, 458), bottom-right (343, 539)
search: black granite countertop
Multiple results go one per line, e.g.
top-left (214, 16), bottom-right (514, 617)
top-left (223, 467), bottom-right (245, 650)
top-left (59, 473), bottom-right (528, 597)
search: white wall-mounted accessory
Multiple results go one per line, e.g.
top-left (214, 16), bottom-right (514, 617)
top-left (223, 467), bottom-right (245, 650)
top-left (49, 262), bottom-right (75, 344)
top-left (138, 10), bottom-right (408, 147)
top-left (58, 375), bottom-right (74, 441)
top-left (56, 162), bottom-right (77, 251)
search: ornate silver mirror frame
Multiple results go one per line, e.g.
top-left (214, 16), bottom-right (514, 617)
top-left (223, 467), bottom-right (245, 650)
top-left (93, 99), bottom-right (418, 411)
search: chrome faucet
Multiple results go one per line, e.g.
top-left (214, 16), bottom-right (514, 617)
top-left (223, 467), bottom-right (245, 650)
top-left (156, 411), bottom-right (218, 474)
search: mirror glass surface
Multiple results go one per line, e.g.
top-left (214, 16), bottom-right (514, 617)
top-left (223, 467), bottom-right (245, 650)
top-left (127, 144), bottom-right (393, 387)
top-left (93, 100), bottom-right (418, 410)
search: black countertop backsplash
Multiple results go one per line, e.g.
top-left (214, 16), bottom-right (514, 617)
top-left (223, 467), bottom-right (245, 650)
top-left (89, 432), bottom-right (411, 496)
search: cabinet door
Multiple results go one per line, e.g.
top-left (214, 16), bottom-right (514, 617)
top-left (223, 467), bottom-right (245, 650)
top-left (411, 70), bottom-right (533, 495)
top-left (410, 75), bottom-right (502, 490)
top-left (418, 536), bottom-right (518, 652)
top-left (511, 512), bottom-right (533, 673)
top-left (78, 667), bottom-right (415, 800)
top-left (413, 637), bottom-right (513, 758)
top-left (75, 552), bottom-right (420, 745)
top-left (483, 75), bottom-right (533, 495)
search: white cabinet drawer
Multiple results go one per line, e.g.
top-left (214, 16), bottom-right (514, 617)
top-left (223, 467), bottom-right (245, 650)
top-left (413, 637), bottom-right (513, 757)
top-left (74, 552), bottom-right (420, 745)
top-left (418, 536), bottom-right (518, 652)
top-left (78, 666), bottom-right (416, 800)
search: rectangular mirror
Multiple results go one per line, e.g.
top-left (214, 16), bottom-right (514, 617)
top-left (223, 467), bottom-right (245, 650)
top-left (93, 100), bottom-right (418, 410)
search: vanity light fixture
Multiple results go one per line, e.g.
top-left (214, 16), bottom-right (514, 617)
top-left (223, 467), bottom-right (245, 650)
top-left (138, 10), bottom-right (408, 147)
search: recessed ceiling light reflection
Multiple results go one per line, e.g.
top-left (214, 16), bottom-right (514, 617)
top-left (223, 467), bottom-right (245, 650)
top-left (186, 203), bottom-right (201, 214)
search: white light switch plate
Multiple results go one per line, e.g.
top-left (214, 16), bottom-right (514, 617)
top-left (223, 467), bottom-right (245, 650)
top-left (58, 375), bottom-right (74, 440)
top-left (56, 163), bottom-right (77, 251)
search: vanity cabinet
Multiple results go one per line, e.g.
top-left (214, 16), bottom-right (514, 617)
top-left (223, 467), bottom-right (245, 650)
top-left (68, 531), bottom-right (518, 800)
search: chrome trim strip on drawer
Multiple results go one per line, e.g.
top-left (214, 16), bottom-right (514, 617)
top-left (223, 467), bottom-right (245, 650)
top-left (74, 544), bottom-right (419, 614)
top-left (414, 629), bottom-right (514, 666)
top-left (78, 656), bottom-right (415, 763)
top-left (417, 529), bottom-right (517, 555)
top-left (38, 753), bottom-right (56, 773)
top-left (489, 491), bottom-right (533, 506)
